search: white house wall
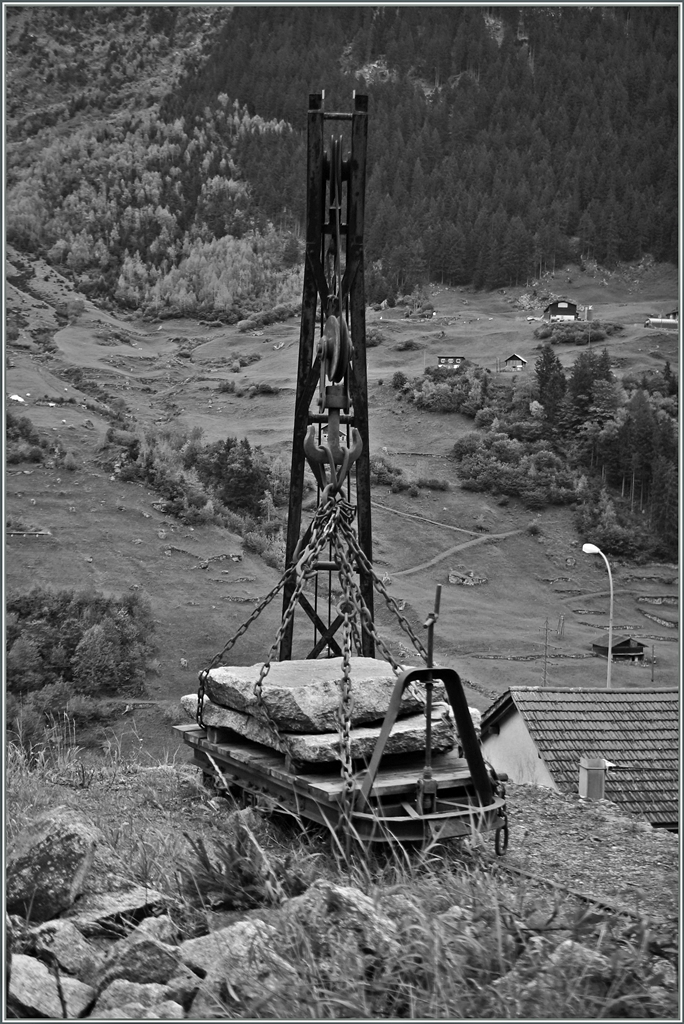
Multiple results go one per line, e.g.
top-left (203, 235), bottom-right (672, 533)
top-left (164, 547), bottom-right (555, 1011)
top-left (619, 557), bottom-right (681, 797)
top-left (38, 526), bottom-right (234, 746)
top-left (483, 712), bottom-right (559, 790)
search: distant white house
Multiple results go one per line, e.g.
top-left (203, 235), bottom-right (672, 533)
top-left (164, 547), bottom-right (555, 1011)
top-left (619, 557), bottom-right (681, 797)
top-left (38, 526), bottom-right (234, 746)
top-left (543, 300), bottom-right (578, 322)
top-left (437, 355), bottom-right (464, 369)
top-left (481, 687), bottom-right (679, 829)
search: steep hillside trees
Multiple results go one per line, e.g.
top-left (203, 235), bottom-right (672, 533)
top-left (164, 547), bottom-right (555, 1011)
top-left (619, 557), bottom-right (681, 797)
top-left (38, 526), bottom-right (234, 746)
top-left (6, 6), bottom-right (677, 310)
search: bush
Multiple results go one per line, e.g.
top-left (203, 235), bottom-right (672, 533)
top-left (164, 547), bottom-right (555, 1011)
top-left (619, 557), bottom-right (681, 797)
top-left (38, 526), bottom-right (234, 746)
top-left (243, 531), bottom-right (267, 555)
top-left (118, 464), bottom-right (141, 481)
top-left (6, 411), bottom-right (41, 446)
top-left (218, 380), bottom-right (236, 394)
top-left (392, 371), bottom-right (408, 390)
top-left (370, 455), bottom-right (404, 487)
top-left (64, 451), bottom-right (78, 471)
top-left (522, 488), bottom-right (548, 510)
top-left (474, 407), bottom-right (496, 428)
top-left (417, 477), bottom-right (450, 491)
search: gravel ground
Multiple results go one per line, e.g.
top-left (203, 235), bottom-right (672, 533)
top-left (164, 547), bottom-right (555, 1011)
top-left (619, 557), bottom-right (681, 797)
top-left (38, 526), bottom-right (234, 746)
top-left (493, 782), bottom-right (678, 926)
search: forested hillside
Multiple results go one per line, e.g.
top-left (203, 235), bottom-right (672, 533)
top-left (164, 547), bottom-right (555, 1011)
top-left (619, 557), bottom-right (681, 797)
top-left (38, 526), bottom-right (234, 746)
top-left (6, 5), bottom-right (678, 314)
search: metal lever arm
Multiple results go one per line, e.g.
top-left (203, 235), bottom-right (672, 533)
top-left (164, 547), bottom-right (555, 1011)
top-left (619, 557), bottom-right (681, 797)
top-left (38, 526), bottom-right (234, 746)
top-left (357, 666), bottom-right (493, 810)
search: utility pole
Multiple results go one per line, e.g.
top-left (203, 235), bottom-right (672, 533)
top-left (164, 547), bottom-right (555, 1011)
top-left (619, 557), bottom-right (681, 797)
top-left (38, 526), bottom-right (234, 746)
top-left (542, 618), bottom-right (549, 686)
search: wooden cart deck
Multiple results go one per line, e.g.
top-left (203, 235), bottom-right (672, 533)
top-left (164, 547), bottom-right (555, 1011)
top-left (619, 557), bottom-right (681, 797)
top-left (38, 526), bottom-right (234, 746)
top-left (174, 723), bottom-right (507, 844)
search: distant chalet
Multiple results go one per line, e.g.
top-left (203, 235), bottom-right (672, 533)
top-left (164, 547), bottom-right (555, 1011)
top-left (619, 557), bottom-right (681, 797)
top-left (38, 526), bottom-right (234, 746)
top-left (504, 353), bottom-right (527, 370)
top-left (543, 300), bottom-right (578, 321)
top-left (591, 635), bottom-right (646, 664)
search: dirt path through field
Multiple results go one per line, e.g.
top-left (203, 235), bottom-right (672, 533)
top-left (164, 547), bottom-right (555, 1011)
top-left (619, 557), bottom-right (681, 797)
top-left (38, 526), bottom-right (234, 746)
top-left (371, 500), bottom-right (483, 537)
top-left (393, 529), bottom-right (522, 576)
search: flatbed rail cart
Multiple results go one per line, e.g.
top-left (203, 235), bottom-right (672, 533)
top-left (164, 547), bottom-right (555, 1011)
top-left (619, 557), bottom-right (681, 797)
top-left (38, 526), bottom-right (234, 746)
top-left (175, 93), bottom-right (508, 851)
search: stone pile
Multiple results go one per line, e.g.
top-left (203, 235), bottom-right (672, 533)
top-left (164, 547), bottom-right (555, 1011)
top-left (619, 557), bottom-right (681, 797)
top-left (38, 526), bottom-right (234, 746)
top-left (181, 656), bottom-right (462, 764)
top-left (5, 806), bottom-right (411, 1019)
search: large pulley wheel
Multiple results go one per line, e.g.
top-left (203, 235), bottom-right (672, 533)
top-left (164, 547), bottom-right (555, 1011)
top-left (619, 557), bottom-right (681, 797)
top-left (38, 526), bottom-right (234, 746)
top-left (322, 314), bottom-right (351, 383)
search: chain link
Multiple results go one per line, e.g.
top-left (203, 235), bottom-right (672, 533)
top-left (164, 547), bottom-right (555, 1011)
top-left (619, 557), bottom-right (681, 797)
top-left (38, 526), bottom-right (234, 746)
top-left (334, 517), bottom-right (430, 708)
top-left (195, 563), bottom-right (298, 728)
top-left (344, 526), bottom-right (429, 662)
top-left (196, 489), bottom-right (434, 783)
top-left (251, 518), bottom-right (335, 754)
top-left (331, 528), bottom-right (356, 792)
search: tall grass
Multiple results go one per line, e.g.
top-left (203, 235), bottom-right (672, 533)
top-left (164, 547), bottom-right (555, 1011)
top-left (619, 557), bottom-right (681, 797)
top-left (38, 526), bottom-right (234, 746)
top-left (6, 718), bottom-right (677, 1019)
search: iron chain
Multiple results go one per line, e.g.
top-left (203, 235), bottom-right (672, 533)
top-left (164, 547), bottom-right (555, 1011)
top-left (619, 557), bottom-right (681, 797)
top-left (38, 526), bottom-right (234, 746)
top-left (195, 563), bottom-right (297, 728)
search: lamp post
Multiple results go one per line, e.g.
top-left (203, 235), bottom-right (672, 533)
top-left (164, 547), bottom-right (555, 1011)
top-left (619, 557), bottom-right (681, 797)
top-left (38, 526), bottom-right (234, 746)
top-left (582, 542), bottom-right (613, 689)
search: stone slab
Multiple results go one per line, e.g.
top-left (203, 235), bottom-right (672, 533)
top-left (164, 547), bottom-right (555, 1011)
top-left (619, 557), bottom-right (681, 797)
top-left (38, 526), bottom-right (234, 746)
top-left (9, 953), bottom-right (95, 1018)
top-left (64, 885), bottom-right (167, 936)
top-left (6, 808), bottom-right (102, 922)
top-left (203, 657), bottom-right (446, 733)
top-left (181, 694), bottom-right (455, 764)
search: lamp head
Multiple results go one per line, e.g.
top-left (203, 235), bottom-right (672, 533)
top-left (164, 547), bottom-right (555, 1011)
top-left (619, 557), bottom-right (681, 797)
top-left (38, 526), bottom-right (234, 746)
top-left (582, 543), bottom-right (600, 554)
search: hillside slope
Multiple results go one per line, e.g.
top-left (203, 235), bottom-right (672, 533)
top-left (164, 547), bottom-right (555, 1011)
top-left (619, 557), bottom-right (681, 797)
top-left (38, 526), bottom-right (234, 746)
top-left (5, 246), bottom-right (678, 763)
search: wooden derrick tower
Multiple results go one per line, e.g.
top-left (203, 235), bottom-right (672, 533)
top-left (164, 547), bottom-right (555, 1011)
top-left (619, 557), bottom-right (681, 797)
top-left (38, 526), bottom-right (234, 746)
top-left (280, 92), bottom-right (374, 661)
top-left (181, 93), bottom-right (508, 851)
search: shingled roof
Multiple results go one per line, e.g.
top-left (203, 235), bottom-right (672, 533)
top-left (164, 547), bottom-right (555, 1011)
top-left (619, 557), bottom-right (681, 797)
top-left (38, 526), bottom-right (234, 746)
top-left (481, 688), bottom-right (679, 827)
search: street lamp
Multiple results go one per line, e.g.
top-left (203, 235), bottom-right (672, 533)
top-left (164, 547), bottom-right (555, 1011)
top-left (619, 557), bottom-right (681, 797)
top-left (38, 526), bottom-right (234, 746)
top-left (582, 543), bottom-right (613, 689)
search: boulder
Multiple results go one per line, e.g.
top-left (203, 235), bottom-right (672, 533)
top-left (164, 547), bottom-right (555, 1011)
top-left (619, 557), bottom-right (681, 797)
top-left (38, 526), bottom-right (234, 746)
top-left (131, 914), bottom-right (180, 945)
top-left (95, 979), bottom-right (170, 1010)
top-left (547, 939), bottom-right (612, 978)
top-left (203, 657), bottom-right (444, 733)
top-left (64, 885), bottom-right (167, 937)
top-left (180, 919), bottom-right (294, 1018)
top-left (9, 953), bottom-right (96, 1018)
top-left (91, 970), bottom-right (200, 1017)
top-left (283, 879), bottom-right (399, 962)
top-left (30, 919), bottom-right (104, 984)
top-left (95, 933), bottom-right (181, 989)
top-left (163, 963), bottom-right (202, 1008)
top-left (92, 998), bottom-right (185, 1019)
top-left (6, 808), bottom-right (103, 922)
top-left (182, 694), bottom-right (456, 763)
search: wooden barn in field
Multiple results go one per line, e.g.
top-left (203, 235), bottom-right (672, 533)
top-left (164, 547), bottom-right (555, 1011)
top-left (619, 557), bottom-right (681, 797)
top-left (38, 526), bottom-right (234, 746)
top-left (543, 299), bottom-right (578, 321)
top-left (591, 636), bottom-right (646, 664)
top-left (504, 353), bottom-right (527, 371)
top-left (480, 687), bottom-right (679, 829)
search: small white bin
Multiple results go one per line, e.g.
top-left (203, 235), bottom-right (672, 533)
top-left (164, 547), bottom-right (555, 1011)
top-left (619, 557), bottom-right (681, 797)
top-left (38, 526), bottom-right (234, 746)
top-left (579, 755), bottom-right (607, 801)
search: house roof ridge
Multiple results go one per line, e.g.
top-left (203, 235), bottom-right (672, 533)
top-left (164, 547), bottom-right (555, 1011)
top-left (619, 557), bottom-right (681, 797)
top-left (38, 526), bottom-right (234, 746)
top-left (506, 686), bottom-right (678, 694)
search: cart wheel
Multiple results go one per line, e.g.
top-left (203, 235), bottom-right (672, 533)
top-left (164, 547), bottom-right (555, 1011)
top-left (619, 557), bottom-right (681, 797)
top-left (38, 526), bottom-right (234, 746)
top-left (494, 815), bottom-right (509, 856)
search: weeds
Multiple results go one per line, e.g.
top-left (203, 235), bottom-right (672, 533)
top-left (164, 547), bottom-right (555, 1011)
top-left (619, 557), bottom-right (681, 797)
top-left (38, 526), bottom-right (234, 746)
top-left (6, 716), bottom-right (677, 1020)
